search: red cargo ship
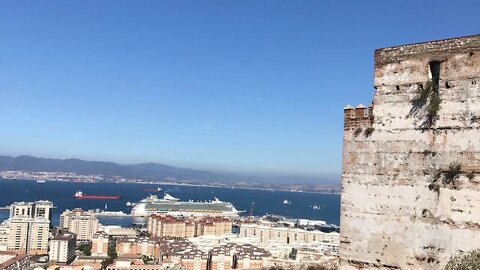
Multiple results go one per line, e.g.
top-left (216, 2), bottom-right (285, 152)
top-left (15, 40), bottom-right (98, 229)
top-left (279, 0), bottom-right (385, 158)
top-left (73, 191), bottom-right (121, 200)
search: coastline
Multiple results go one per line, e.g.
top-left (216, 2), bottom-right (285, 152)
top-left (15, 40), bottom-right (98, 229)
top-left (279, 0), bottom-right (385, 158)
top-left (0, 177), bottom-right (341, 195)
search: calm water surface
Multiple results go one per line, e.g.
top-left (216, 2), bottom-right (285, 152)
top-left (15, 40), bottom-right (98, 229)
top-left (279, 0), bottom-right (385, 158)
top-left (0, 179), bottom-right (340, 226)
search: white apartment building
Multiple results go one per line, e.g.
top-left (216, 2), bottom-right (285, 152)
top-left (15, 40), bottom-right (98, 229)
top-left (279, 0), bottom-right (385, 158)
top-left (9, 200), bottom-right (53, 220)
top-left (8, 218), bottom-right (50, 254)
top-left (239, 223), bottom-right (339, 253)
top-left (59, 209), bottom-right (101, 242)
top-left (91, 231), bottom-right (109, 257)
top-left (0, 201), bottom-right (53, 255)
top-left (49, 232), bottom-right (77, 263)
top-left (0, 221), bottom-right (9, 251)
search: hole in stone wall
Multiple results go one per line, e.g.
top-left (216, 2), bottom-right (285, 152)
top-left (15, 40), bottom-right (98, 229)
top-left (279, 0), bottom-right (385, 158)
top-left (445, 81), bottom-right (451, 89)
top-left (396, 85), bottom-right (400, 90)
top-left (429, 61), bottom-right (441, 87)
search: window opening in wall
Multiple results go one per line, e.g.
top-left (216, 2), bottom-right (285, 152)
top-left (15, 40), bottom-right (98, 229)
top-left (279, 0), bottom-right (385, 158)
top-left (429, 61), bottom-right (441, 89)
top-left (409, 61), bottom-right (442, 129)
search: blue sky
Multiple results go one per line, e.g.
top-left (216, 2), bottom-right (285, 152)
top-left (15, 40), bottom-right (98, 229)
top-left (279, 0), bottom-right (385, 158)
top-left (0, 1), bottom-right (478, 179)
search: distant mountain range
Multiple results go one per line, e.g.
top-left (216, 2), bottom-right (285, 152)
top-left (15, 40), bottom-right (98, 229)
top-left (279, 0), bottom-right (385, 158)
top-left (0, 155), bottom-right (339, 185)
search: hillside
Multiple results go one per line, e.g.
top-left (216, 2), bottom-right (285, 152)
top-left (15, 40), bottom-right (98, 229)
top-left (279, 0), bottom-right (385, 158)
top-left (0, 155), bottom-right (338, 185)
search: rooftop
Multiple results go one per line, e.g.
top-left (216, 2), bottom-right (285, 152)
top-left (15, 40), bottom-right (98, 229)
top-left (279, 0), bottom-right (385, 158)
top-left (0, 252), bottom-right (28, 269)
top-left (52, 232), bottom-right (76, 241)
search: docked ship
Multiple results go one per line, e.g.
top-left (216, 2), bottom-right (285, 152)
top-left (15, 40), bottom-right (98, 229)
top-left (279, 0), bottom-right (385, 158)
top-left (141, 187), bottom-right (162, 192)
top-left (130, 193), bottom-right (239, 217)
top-left (94, 210), bottom-right (129, 217)
top-left (73, 190), bottom-right (121, 200)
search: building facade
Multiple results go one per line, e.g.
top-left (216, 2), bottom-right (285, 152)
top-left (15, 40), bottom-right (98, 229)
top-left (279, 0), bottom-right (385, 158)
top-left (106, 259), bottom-right (163, 270)
top-left (91, 231), bottom-right (109, 257)
top-left (148, 216), bottom-right (232, 238)
top-left (209, 243), bottom-right (271, 270)
top-left (9, 200), bottom-right (53, 220)
top-left (59, 209), bottom-right (101, 242)
top-left (116, 236), bottom-right (160, 260)
top-left (8, 218), bottom-right (50, 254)
top-left (341, 34), bottom-right (480, 269)
top-left (0, 201), bottom-right (53, 255)
top-left (158, 238), bottom-right (271, 270)
top-left (0, 223), bottom-right (8, 251)
top-left (49, 232), bottom-right (77, 263)
top-left (240, 223), bottom-right (339, 249)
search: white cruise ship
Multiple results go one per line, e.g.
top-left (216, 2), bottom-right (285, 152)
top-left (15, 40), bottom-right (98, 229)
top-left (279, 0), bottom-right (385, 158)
top-left (130, 193), bottom-right (239, 217)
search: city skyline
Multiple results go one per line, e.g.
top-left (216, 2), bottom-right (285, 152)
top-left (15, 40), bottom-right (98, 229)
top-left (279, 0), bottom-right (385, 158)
top-left (1, 1), bottom-right (479, 177)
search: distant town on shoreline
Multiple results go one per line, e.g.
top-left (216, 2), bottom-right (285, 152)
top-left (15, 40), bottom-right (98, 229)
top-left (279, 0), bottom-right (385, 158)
top-left (0, 154), bottom-right (340, 194)
top-left (0, 170), bottom-right (340, 195)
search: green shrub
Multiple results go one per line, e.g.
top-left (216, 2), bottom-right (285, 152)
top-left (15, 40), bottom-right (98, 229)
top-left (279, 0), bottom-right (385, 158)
top-left (354, 127), bottom-right (362, 137)
top-left (84, 245), bottom-right (91, 256)
top-left (306, 265), bottom-right (334, 270)
top-left (443, 164), bottom-right (461, 185)
top-left (108, 245), bottom-right (118, 259)
top-left (364, 127), bottom-right (374, 137)
top-left (444, 249), bottom-right (480, 270)
top-left (410, 80), bottom-right (441, 129)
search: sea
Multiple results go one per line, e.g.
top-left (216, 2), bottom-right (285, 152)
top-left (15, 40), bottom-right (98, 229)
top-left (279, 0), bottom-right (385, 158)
top-left (0, 179), bottom-right (341, 227)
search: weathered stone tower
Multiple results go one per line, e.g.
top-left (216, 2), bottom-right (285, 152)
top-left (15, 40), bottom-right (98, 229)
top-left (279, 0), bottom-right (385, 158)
top-left (340, 35), bottom-right (480, 269)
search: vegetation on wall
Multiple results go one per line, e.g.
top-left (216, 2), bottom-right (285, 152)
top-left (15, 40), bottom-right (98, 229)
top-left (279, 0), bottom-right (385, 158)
top-left (428, 182), bottom-right (441, 194)
top-left (443, 164), bottom-right (462, 185)
top-left (444, 249), bottom-right (480, 270)
top-left (409, 80), bottom-right (441, 129)
top-left (354, 127), bottom-right (362, 137)
top-left (364, 127), bottom-right (374, 137)
top-left (428, 163), bottom-right (462, 194)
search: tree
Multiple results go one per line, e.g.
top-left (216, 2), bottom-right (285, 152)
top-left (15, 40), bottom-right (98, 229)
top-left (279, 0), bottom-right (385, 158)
top-left (84, 245), bottom-right (91, 256)
top-left (77, 243), bottom-right (92, 256)
top-left (444, 250), bottom-right (480, 270)
top-left (77, 244), bottom-right (85, 251)
top-left (101, 257), bottom-right (114, 269)
top-left (101, 245), bottom-right (118, 269)
top-left (108, 245), bottom-right (118, 259)
top-left (141, 255), bottom-right (153, 264)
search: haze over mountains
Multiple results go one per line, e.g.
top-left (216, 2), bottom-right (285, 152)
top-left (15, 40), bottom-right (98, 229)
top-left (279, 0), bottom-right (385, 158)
top-left (0, 155), bottom-right (339, 185)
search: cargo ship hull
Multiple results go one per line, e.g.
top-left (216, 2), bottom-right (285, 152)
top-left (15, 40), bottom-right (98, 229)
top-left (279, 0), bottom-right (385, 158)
top-left (73, 195), bottom-right (121, 199)
top-left (73, 191), bottom-right (120, 199)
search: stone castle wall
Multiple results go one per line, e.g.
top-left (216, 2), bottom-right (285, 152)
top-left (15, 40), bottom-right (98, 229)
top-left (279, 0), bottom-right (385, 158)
top-left (340, 34), bottom-right (480, 269)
